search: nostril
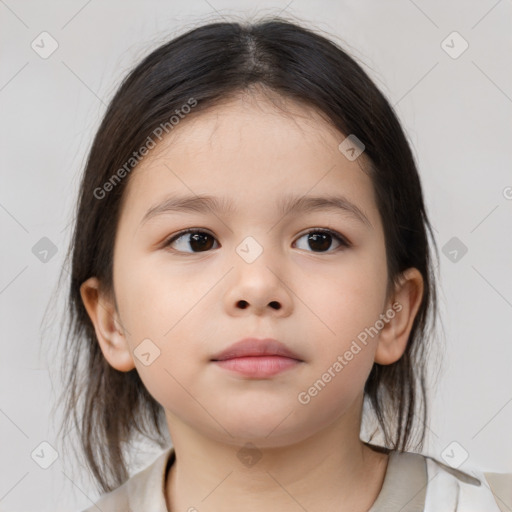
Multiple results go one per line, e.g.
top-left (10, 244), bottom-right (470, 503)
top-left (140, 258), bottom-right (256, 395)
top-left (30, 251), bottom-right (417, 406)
top-left (236, 300), bottom-right (281, 310)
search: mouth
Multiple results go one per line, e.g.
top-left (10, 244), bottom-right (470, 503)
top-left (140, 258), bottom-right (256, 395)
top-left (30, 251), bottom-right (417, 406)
top-left (210, 338), bottom-right (303, 378)
top-left (210, 337), bottom-right (303, 362)
top-left (211, 355), bottom-right (302, 377)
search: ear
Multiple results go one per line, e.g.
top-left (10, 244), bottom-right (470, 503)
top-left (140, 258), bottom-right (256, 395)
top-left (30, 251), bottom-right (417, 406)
top-left (374, 267), bottom-right (424, 365)
top-left (79, 277), bottom-right (135, 372)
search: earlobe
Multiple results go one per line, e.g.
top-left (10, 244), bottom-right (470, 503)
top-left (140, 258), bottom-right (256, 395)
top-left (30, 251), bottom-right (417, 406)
top-left (374, 268), bottom-right (424, 365)
top-left (79, 277), bottom-right (136, 372)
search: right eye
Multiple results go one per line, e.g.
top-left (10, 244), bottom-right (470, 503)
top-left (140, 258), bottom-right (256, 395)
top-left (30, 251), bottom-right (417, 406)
top-left (164, 229), bottom-right (220, 254)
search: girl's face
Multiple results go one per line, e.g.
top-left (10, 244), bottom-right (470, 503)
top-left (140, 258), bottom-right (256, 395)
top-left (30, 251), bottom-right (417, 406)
top-left (83, 92), bottom-right (422, 448)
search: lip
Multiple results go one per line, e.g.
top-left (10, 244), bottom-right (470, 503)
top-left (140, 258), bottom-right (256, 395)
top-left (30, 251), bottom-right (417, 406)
top-left (211, 338), bottom-right (303, 378)
top-left (213, 356), bottom-right (301, 377)
top-left (210, 338), bottom-right (302, 362)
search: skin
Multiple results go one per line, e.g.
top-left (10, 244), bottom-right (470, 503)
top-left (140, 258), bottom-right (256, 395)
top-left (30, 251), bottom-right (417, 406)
top-left (81, 90), bottom-right (424, 512)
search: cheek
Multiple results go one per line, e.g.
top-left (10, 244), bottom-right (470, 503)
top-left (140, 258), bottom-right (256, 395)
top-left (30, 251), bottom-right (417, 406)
top-left (115, 256), bottom-right (201, 337)
top-left (298, 250), bottom-right (388, 346)
top-left (114, 257), bottom-right (215, 374)
top-left (291, 249), bottom-right (387, 405)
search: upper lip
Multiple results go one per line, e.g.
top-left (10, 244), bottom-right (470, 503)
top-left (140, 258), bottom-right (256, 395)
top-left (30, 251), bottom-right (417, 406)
top-left (211, 338), bottom-right (303, 362)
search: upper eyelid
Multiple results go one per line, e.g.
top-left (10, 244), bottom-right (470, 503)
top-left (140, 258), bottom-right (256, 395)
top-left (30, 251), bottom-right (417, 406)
top-left (168, 227), bottom-right (347, 238)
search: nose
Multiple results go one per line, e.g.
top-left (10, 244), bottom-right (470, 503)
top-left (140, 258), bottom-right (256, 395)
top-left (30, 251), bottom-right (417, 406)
top-left (224, 256), bottom-right (293, 317)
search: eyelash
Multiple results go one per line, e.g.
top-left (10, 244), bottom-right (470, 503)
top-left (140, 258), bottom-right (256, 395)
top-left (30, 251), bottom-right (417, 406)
top-left (163, 228), bottom-right (351, 254)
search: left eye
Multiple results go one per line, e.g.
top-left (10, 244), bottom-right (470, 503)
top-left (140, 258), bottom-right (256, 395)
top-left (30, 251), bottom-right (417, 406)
top-left (294, 229), bottom-right (349, 253)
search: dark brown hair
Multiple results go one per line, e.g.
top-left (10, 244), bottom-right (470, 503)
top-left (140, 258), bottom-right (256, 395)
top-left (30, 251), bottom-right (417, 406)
top-left (54, 16), bottom-right (440, 493)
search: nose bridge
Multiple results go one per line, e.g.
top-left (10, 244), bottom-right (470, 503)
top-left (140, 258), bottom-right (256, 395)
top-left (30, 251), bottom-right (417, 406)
top-left (235, 233), bottom-right (277, 265)
top-left (234, 233), bottom-right (284, 285)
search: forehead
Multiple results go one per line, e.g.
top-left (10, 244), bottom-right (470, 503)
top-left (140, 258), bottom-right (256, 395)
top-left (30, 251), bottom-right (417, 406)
top-left (119, 92), bottom-right (381, 230)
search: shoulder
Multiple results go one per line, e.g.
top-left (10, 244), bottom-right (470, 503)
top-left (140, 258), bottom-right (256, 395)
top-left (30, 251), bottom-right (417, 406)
top-left (79, 446), bottom-right (174, 512)
top-left (421, 453), bottom-right (512, 511)
top-left (384, 450), bottom-right (511, 511)
top-left (80, 480), bottom-right (130, 512)
top-left (482, 471), bottom-right (512, 512)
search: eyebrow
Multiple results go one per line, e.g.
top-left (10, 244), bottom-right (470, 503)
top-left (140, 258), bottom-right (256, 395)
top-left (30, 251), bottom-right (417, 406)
top-left (139, 193), bottom-right (372, 229)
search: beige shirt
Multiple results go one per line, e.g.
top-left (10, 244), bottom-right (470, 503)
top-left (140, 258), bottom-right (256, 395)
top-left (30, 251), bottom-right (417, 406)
top-left (80, 447), bottom-right (512, 511)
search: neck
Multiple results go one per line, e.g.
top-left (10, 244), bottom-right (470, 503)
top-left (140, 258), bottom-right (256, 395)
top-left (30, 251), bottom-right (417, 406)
top-left (164, 404), bottom-right (390, 512)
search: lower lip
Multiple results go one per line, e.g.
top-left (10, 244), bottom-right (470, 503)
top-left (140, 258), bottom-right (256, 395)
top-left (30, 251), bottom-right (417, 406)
top-left (212, 356), bottom-right (301, 377)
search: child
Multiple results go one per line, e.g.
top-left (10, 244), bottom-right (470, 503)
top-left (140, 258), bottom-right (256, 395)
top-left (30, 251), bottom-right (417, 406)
top-left (58, 16), bottom-right (511, 511)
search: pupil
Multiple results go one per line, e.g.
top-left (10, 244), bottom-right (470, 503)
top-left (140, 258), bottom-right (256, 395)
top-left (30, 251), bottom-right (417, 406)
top-left (309, 232), bottom-right (331, 252)
top-left (190, 233), bottom-right (213, 251)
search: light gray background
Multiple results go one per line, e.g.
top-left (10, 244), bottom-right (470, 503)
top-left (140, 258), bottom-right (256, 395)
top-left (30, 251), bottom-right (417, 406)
top-left (1, 0), bottom-right (511, 510)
